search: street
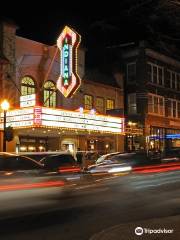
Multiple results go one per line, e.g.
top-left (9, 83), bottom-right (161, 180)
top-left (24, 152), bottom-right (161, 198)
top-left (0, 169), bottom-right (179, 240)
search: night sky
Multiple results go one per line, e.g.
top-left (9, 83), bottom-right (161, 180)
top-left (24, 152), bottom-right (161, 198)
top-left (1, 0), bottom-right (179, 69)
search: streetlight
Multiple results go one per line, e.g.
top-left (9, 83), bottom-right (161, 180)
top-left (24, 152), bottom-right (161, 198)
top-left (1, 100), bottom-right (10, 152)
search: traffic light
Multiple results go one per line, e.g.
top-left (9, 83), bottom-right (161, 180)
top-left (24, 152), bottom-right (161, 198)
top-left (5, 126), bottom-right (14, 142)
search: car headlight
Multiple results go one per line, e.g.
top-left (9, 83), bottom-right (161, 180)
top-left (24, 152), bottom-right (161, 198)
top-left (108, 166), bottom-right (132, 173)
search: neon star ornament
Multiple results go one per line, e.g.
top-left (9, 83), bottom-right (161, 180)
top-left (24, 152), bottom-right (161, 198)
top-left (57, 26), bottom-right (81, 98)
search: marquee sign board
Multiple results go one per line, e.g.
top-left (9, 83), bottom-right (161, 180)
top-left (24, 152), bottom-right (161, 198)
top-left (0, 107), bottom-right (124, 134)
top-left (57, 26), bottom-right (81, 98)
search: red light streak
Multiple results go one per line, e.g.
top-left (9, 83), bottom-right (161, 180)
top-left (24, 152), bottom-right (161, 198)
top-left (133, 163), bottom-right (180, 174)
top-left (0, 180), bottom-right (65, 192)
top-left (59, 167), bottom-right (80, 173)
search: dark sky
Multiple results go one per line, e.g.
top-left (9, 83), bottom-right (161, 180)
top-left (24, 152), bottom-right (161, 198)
top-left (2, 1), bottom-right (177, 68)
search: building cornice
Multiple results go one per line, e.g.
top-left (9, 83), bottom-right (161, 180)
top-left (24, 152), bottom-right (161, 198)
top-left (146, 48), bottom-right (180, 69)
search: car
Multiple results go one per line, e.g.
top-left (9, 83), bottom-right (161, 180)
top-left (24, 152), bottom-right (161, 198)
top-left (161, 149), bottom-right (180, 162)
top-left (95, 152), bottom-right (122, 164)
top-left (0, 152), bottom-right (44, 171)
top-left (40, 153), bottom-right (81, 173)
top-left (87, 151), bottom-right (161, 174)
top-left (19, 151), bottom-right (67, 162)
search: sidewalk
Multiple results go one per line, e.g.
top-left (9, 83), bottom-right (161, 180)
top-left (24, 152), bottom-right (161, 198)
top-left (90, 215), bottom-right (180, 240)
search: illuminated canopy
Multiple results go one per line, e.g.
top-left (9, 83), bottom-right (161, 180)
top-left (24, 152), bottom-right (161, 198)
top-left (0, 107), bottom-right (124, 134)
top-left (57, 26), bottom-right (81, 98)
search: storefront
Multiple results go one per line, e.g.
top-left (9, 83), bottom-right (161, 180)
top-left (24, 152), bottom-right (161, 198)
top-left (147, 126), bottom-right (180, 152)
top-left (0, 106), bottom-right (124, 154)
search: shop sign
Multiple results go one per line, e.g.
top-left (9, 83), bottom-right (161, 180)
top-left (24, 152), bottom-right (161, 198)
top-left (20, 94), bottom-right (36, 108)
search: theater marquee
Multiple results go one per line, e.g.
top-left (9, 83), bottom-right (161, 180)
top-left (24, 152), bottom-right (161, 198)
top-left (57, 26), bottom-right (81, 98)
top-left (0, 107), bottom-right (124, 134)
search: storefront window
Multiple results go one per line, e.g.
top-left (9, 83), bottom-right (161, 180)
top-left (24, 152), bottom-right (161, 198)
top-left (43, 81), bottom-right (56, 107)
top-left (106, 99), bottom-right (114, 111)
top-left (96, 97), bottom-right (104, 113)
top-left (84, 95), bottom-right (93, 110)
top-left (21, 76), bottom-right (36, 96)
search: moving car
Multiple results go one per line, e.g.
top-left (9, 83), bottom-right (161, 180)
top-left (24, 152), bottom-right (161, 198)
top-left (87, 151), bottom-right (161, 174)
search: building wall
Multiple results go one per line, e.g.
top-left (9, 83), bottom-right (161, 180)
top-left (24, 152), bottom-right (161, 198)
top-left (0, 22), bottom-right (18, 107)
top-left (123, 42), bottom-right (180, 151)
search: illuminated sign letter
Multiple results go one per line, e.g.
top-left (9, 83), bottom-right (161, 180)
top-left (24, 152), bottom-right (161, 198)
top-left (57, 26), bottom-right (81, 98)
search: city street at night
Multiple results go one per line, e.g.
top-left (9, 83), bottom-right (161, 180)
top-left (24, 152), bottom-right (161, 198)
top-left (0, 168), bottom-right (179, 240)
top-left (1, 1), bottom-right (180, 239)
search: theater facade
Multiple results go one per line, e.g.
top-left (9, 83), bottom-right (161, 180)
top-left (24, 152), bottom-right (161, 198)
top-left (0, 21), bottom-right (124, 154)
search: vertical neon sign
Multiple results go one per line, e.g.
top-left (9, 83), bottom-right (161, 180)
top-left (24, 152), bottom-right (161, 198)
top-left (57, 26), bottom-right (81, 98)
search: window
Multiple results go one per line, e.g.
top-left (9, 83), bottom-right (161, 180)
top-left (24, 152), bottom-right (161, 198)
top-left (147, 62), bottom-right (164, 85)
top-left (148, 95), bottom-right (153, 113)
top-left (167, 70), bottom-right (179, 90)
top-left (166, 70), bottom-right (171, 88)
top-left (21, 76), bottom-right (35, 96)
top-left (42, 154), bottom-right (76, 169)
top-left (159, 98), bottom-right (164, 115)
top-left (128, 93), bottom-right (137, 114)
top-left (148, 94), bottom-right (164, 116)
top-left (84, 95), bottom-right (93, 110)
top-left (106, 99), bottom-right (114, 111)
top-left (154, 96), bottom-right (158, 114)
top-left (18, 156), bottom-right (42, 170)
top-left (167, 100), bottom-right (172, 117)
top-left (177, 74), bottom-right (180, 91)
top-left (127, 62), bottom-right (136, 83)
top-left (167, 99), bottom-right (180, 118)
top-left (178, 102), bottom-right (180, 118)
top-left (43, 81), bottom-right (56, 107)
top-left (172, 100), bottom-right (177, 118)
top-left (96, 97), bottom-right (104, 113)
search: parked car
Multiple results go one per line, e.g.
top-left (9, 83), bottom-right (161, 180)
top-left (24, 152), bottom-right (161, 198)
top-left (87, 151), bottom-right (161, 174)
top-left (40, 153), bottom-right (81, 173)
top-left (19, 151), bottom-right (67, 162)
top-left (161, 149), bottom-right (180, 162)
top-left (0, 153), bottom-right (44, 172)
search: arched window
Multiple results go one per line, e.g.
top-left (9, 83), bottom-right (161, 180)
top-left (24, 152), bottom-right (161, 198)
top-left (21, 76), bottom-right (36, 96)
top-left (43, 81), bottom-right (56, 107)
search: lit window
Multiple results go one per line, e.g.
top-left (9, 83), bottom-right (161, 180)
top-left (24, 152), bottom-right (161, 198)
top-left (43, 81), bottom-right (56, 107)
top-left (96, 97), bottom-right (104, 113)
top-left (106, 99), bottom-right (114, 111)
top-left (148, 94), bottom-right (164, 116)
top-left (84, 95), bottom-right (93, 110)
top-left (167, 99), bottom-right (178, 118)
top-left (21, 76), bottom-right (35, 96)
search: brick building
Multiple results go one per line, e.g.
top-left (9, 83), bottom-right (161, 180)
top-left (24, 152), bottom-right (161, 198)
top-left (120, 41), bottom-right (180, 152)
top-left (0, 20), bottom-right (124, 154)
